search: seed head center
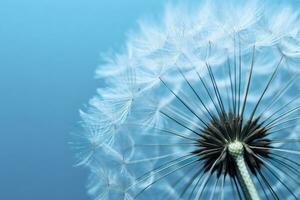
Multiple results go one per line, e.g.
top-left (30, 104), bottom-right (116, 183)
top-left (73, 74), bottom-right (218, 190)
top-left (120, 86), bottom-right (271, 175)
top-left (228, 141), bottom-right (244, 157)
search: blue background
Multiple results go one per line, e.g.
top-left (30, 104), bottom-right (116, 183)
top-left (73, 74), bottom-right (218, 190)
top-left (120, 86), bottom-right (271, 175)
top-left (1, 0), bottom-right (299, 200)
top-left (0, 0), bottom-right (166, 199)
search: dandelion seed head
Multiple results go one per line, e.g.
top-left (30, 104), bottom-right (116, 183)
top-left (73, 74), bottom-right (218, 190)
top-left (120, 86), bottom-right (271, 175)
top-left (72, 0), bottom-right (300, 199)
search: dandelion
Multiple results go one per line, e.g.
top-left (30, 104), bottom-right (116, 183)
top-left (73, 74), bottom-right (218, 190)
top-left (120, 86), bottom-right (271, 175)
top-left (72, 1), bottom-right (300, 199)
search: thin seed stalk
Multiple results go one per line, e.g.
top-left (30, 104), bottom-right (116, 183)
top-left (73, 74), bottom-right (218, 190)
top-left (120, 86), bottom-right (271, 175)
top-left (228, 141), bottom-right (260, 200)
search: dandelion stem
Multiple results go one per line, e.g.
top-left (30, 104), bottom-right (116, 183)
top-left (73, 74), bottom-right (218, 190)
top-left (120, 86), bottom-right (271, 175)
top-left (228, 141), bottom-right (260, 200)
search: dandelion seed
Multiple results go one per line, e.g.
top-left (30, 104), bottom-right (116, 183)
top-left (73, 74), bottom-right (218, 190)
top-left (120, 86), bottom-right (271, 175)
top-left (72, 1), bottom-right (300, 199)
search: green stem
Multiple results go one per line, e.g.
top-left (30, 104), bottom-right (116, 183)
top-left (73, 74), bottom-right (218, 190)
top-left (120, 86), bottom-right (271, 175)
top-left (228, 141), bottom-right (260, 200)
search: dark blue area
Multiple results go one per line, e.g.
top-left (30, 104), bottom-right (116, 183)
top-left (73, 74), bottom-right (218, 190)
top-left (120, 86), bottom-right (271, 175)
top-left (0, 0), bottom-right (165, 199)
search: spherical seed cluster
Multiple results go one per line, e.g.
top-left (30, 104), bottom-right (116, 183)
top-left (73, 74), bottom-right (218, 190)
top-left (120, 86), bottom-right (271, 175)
top-left (72, 1), bottom-right (300, 199)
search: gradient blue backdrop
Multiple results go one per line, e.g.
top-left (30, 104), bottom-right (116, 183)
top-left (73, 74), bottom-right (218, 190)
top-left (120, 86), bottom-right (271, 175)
top-left (1, 0), bottom-right (299, 200)
top-left (0, 0), bottom-right (168, 199)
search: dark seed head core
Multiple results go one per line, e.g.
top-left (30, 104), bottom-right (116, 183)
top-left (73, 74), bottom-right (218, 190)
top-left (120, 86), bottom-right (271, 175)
top-left (192, 112), bottom-right (271, 178)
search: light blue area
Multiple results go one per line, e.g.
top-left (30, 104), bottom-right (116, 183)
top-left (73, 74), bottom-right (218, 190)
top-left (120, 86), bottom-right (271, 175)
top-left (0, 0), bottom-right (167, 199)
top-left (1, 0), bottom-right (300, 199)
